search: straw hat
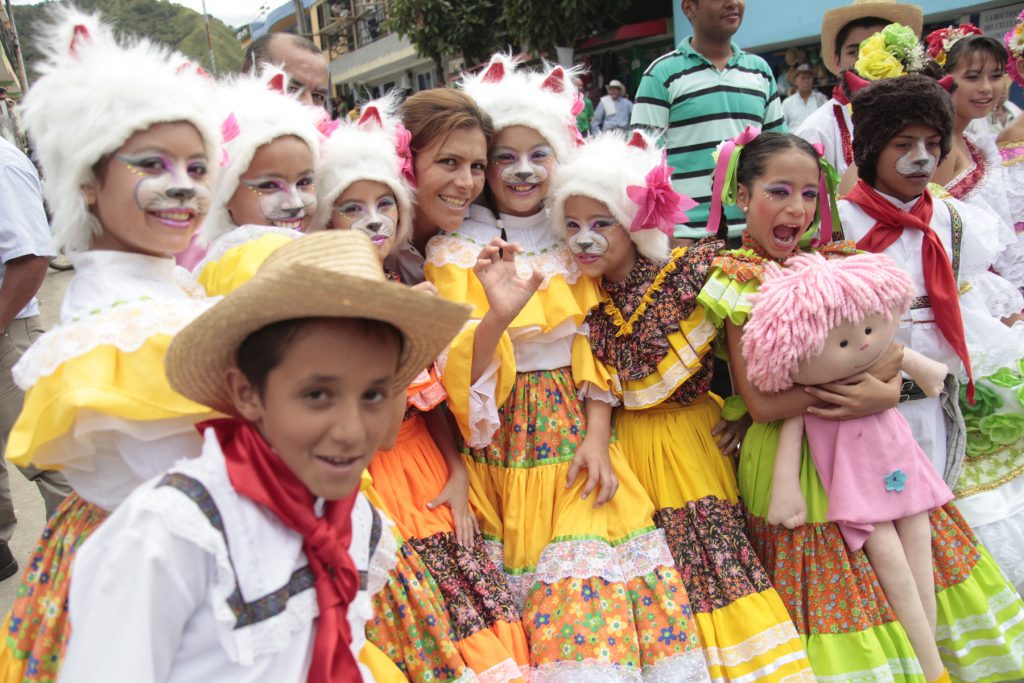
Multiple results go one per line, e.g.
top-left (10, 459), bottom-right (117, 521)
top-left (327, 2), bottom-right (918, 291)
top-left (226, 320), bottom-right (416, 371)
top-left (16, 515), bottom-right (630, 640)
top-left (166, 231), bottom-right (470, 416)
top-left (821, 0), bottom-right (923, 75)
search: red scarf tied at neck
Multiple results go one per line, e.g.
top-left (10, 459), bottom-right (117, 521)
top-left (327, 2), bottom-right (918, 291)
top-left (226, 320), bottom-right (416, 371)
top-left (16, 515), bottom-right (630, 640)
top-left (844, 181), bottom-right (974, 401)
top-left (203, 417), bottom-right (363, 683)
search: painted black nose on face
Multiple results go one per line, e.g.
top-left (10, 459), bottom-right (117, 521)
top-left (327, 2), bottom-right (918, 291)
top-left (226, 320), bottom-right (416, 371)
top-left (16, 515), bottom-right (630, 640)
top-left (365, 221), bottom-right (382, 233)
top-left (167, 186), bottom-right (196, 200)
top-left (514, 171), bottom-right (533, 181)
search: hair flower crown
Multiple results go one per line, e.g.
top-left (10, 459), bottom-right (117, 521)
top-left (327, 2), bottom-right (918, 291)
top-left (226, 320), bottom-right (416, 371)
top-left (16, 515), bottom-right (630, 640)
top-left (1006, 10), bottom-right (1024, 86)
top-left (926, 24), bottom-right (984, 66)
top-left (854, 23), bottom-right (926, 81)
top-left (626, 151), bottom-right (697, 238)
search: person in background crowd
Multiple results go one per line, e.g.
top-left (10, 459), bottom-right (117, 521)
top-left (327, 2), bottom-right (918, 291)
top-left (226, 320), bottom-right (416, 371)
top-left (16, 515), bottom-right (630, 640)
top-left (631, 0), bottom-right (785, 244)
top-left (782, 63), bottom-right (827, 129)
top-left (590, 79), bottom-right (632, 131)
top-left (795, 0), bottom-right (923, 177)
top-left (0, 135), bottom-right (71, 582)
top-left (573, 76), bottom-right (594, 137)
top-left (967, 74), bottom-right (1021, 139)
top-left (241, 32), bottom-right (329, 110)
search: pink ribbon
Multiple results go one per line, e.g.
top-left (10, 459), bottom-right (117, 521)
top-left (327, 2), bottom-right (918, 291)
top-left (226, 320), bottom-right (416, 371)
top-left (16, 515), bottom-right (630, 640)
top-left (220, 113), bottom-right (240, 168)
top-left (395, 123), bottom-right (416, 187)
top-left (706, 126), bottom-right (761, 235)
top-left (626, 152), bottom-right (698, 238)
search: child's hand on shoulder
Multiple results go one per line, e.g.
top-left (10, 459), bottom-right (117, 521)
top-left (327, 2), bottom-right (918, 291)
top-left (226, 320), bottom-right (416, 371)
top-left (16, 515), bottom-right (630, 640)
top-left (566, 434), bottom-right (619, 508)
top-left (427, 462), bottom-right (479, 548)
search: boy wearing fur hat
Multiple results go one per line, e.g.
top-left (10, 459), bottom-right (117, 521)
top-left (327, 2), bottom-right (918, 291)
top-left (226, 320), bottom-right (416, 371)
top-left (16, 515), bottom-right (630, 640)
top-left (795, 0), bottom-right (923, 177)
top-left (59, 231), bottom-right (471, 682)
top-left (838, 73), bottom-right (1024, 680)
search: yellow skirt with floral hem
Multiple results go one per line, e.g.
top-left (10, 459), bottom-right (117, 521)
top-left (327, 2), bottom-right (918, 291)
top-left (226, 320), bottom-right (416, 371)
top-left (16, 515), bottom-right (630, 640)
top-left (368, 414), bottom-right (530, 682)
top-left (466, 367), bottom-right (711, 681)
top-left (0, 494), bottom-right (107, 683)
top-left (614, 398), bottom-right (815, 682)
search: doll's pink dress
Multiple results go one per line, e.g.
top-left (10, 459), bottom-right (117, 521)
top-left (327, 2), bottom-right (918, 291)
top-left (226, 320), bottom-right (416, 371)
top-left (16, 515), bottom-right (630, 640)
top-left (804, 409), bottom-right (953, 550)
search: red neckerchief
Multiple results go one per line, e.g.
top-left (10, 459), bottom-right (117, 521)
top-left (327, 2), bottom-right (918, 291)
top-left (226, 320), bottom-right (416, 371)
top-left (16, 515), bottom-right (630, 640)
top-left (844, 181), bottom-right (974, 400)
top-left (831, 84), bottom-right (849, 106)
top-left (206, 417), bottom-right (363, 683)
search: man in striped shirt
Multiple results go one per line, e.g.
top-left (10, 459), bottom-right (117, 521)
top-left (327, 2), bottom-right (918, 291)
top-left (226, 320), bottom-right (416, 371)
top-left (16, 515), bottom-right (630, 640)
top-left (631, 0), bottom-right (785, 243)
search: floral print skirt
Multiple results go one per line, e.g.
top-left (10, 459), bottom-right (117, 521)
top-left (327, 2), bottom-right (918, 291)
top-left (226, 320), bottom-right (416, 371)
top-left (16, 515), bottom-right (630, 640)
top-left (0, 493), bottom-right (107, 683)
top-left (467, 368), bottom-right (711, 682)
top-left (367, 413), bottom-right (529, 682)
top-left (741, 419), bottom-right (1024, 682)
top-left (614, 397), bottom-right (815, 682)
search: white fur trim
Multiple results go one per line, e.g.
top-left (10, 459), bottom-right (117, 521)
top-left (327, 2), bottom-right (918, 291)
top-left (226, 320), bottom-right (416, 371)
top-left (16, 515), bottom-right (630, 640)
top-left (20, 7), bottom-right (221, 254)
top-left (314, 92), bottom-right (414, 247)
top-left (459, 54), bottom-right (581, 162)
top-left (550, 130), bottom-right (671, 263)
top-left (199, 69), bottom-right (322, 246)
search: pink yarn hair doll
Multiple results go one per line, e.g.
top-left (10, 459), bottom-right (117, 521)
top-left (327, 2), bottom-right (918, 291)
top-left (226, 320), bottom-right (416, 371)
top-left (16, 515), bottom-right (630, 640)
top-left (743, 251), bottom-right (953, 680)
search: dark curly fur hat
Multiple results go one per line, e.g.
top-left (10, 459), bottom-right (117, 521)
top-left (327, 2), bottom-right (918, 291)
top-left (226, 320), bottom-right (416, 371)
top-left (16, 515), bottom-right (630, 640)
top-left (851, 74), bottom-right (954, 185)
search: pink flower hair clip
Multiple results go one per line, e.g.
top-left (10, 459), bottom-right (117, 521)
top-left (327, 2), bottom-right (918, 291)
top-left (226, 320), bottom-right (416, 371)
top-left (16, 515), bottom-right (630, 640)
top-left (394, 123), bottom-right (416, 187)
top-left (219, 113), bottom-right (240, 168)
top-left (626, 151), bottom-right (697, 238)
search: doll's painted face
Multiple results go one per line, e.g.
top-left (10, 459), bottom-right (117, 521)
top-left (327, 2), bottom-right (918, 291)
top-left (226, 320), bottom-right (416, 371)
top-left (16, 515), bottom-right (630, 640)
top-left (229, 318), bottom-right (401, 501)
top-left (874, 124), bottom-right (942, 203)
top-left (950, 50), bottom-right (1005, 122)
top-left (86, 121), bottom-right (211, 256)
top-left (736, 148), bottom-right (819, 260)
top-left (329, 180), bottom-right (399, 261)
top-left (486, 125), bottom-right (555, 218)
top-left (791, 311), bottom-right (898, 386)
top-left (228, 135), bottom-right (317, 230)
top-left (563, 195), bottom-right (635, 282)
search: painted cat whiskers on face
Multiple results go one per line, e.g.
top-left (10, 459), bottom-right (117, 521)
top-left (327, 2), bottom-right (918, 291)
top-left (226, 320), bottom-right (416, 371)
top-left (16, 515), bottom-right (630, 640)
top-left (242, 175), bottom-right (317, 229)
top-left (566, 216), bottom-right (617, 264)
top-left (491, 144), bottom-right (553, 195)
top-left (894, 139), bottom-right (938, 178)
top-left (117, 151), bottom-right (211, 229)
top-left (333, 195), bottom-right (398, 246)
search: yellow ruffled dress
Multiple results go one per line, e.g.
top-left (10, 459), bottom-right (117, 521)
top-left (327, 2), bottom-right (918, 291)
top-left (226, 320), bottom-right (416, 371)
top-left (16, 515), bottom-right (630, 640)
top-left (0, 251), bottom-right (218, 683)
top-left (425, 206), bottom-right (711, 681)
top-left (580, 242), bottom-right (814, 682)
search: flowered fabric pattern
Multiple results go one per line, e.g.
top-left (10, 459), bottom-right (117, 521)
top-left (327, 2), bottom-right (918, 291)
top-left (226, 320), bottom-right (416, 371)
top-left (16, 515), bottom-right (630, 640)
top-left (409, 533), bottom-right (522, 642)
top-left (945, 137), bottom-right (989, 203)
top-left (1, 494), bottom-right (108, 683)
top-left (587, 239), bottom-right (721, 405)
top-left (366, 541), bottom-right (475, 682)
top-left (655, 500), bottom-right (773, 614)
top-left (468, 368), bottom-right (709, 679)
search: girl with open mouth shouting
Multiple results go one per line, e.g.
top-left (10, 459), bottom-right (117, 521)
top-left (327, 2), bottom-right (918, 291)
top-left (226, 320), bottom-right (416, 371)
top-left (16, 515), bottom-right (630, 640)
top-left (425, 54), bottom-right (711, 682)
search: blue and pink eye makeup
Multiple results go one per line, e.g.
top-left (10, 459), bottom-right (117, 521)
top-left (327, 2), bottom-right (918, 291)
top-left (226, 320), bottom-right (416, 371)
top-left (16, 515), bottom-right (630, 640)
top-left (564, 217), bottom-right (619, 234)
top-left (118, 153), bottom-right (208, 180)
top-left (759, 183), bottom-right (818, 202)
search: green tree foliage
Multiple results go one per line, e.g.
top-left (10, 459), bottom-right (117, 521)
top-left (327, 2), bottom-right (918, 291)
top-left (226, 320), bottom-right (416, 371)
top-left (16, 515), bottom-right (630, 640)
top-left (386, 0), bottom-right (503, 76)
top-left (501, 0), bottom-right (625, 55)
top-left (14, 0), bottom-right (243, 81)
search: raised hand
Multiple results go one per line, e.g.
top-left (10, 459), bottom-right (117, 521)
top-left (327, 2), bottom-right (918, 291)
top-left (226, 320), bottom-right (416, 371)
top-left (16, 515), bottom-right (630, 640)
top-left (473, 239), bottom-right (544, 325)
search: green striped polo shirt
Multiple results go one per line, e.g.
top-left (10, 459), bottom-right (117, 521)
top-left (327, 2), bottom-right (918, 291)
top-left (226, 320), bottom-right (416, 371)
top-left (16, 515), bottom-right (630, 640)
top-left (631, 38), bottom-right (786, 239)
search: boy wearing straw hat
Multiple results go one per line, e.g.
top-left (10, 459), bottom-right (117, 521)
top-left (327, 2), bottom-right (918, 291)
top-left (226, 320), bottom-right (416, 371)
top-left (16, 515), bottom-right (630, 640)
top-left (59, 230), bottom-right (470, 682)
top-left (795, 0), bottom-right (922, 176)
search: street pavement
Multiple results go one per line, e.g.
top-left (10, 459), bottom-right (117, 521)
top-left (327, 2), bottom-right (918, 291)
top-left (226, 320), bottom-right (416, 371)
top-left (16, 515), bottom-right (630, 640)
top-left (0, 267), bottom-right (72, 613)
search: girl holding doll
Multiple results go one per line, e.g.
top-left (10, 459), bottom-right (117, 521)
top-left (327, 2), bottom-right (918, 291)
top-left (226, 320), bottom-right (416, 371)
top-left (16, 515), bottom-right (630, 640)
top-left (546, 129), bottom-right (814, 682)
top-left (0, 9), bottom-right (221, 680)
top-left (426, 54), bottom-right (710, 681)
